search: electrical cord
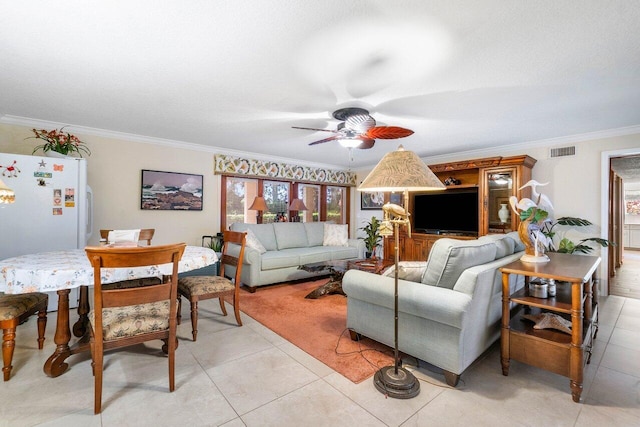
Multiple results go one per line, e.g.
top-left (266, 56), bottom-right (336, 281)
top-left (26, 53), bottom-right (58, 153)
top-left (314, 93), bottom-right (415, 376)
top-left (334, 327), bottom-right (461, 391)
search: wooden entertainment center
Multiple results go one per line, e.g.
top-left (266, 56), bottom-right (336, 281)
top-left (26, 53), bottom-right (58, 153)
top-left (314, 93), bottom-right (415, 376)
top-left (383, 154), bottom-right (536, 262)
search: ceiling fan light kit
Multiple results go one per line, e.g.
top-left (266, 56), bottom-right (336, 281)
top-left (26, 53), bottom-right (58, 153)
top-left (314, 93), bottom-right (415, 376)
top-left (293, 108), bottom-right (414, 150)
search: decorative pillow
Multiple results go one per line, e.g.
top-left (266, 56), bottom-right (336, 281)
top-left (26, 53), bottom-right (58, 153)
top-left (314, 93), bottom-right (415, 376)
top-left (323, 224), bottom-right (348, 246)
top-left (421, 238), bottom-right (497, 289)
top-left (244, 229), bottom-right (267, 254)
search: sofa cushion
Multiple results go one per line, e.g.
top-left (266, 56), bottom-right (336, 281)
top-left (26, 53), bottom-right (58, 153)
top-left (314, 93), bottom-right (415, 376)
top-left (245, 229), bottom-right (267, 253)
top-left (421, 238), bottom-right (497, 289)
top-left (296, 247), bottom-right (333, 264)
top-left (323, 224), bottom-right (348, 246)
top-left (304, 222), bottom-right (326, 247)
top-left (231, 223), bottom-right (277, 251)
top-left (478, 234), bottom-right (516, 259)
top-left (261, 250), bottom-right (301, 270)
top-left (328, 245), bottom-right (360, 260)
top-left (273, 222), bottom-right (308, 249)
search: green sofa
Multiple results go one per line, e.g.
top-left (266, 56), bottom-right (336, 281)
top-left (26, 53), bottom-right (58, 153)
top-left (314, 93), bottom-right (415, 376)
top-left (227, 222), bottom-right (365, 291)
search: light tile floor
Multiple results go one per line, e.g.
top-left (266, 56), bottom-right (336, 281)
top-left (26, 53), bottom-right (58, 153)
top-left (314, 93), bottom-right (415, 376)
top-left (1, 295), bottom-right (639, 427)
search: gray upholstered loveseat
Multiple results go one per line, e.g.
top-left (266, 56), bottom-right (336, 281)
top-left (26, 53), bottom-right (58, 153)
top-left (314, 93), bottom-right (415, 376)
top-left (342, 232), bottom-right (525, 386)
top-left (227, 222), bottom-right (365, 291)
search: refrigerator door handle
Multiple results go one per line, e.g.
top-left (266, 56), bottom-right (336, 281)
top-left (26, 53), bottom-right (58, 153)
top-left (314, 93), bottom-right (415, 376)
top-left (86, 185), bottom-right (93, 241)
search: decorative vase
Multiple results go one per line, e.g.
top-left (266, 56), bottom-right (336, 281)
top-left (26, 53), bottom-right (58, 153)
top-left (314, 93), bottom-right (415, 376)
top-left (45, 151), bottom-right (71, 159)
top-left (498, 203), bottom-right (509, 224)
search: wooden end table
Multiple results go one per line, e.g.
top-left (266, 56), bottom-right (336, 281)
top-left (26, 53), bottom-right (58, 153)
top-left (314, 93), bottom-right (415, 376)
top-left (500, 252), bottom-right (601, 402)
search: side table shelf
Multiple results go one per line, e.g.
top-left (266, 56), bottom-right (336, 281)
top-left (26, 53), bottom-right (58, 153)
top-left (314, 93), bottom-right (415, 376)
top-left (500, 252), bottom-right (601, 403)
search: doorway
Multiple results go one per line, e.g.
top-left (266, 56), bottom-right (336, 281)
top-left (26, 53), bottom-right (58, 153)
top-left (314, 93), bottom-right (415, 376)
top-left (609, 154), bottom-right (640, 299)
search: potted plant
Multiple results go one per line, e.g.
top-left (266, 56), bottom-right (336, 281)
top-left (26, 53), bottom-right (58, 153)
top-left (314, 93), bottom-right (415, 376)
top-left (26, 127), bottom-right (91, 157)
top-left (359, 216), bottom-right (382, 259)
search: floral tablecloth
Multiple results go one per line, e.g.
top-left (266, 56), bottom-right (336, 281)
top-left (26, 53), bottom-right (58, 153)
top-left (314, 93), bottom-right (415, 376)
top-left (0, 246), bottom-right (217, 294)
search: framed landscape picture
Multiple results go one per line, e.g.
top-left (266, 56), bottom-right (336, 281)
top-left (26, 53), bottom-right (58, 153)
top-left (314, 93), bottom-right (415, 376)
top-left (141, 169), bottom-right (203, 211)
top-left (361, 191), bottom-right (385, 210)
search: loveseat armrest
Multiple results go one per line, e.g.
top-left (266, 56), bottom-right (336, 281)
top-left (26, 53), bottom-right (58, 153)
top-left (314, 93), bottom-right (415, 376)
top-left (343, 270), bottom-right (472, 329)
top-left (382, 261), bottom-right (428, 282)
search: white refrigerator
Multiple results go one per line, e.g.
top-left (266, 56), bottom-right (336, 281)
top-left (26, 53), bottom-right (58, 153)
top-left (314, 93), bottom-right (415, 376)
top-left (0, 152), bottom-right (93, 310)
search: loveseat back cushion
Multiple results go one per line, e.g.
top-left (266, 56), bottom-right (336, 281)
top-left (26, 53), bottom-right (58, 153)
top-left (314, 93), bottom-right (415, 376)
top-left (273, 222), bottom-right (308, 249)
top-left (478, 234), bottom-right (516, 259)
top-left (230, 223), bottom-right (277, 251)
top-left (506, 231), bottom-right (525, 252)
top-left (304, 222), bottom-right (326, 247)
top-left (421, 238), bottom-right (497, 289)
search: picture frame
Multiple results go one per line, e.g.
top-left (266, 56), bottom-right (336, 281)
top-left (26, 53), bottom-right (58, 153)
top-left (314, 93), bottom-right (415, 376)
top-left (361, 191), bottom-right (385, 210)
top-left (388, 192), bottom-right (403, 206)
top-left (141, 169), bottom-right (203, 211)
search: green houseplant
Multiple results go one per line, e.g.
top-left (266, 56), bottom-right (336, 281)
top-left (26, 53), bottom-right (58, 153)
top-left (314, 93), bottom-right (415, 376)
top-left (359, 216), bottom-right (382, 259)
top-left (27, 127), bottom-right (91, 157)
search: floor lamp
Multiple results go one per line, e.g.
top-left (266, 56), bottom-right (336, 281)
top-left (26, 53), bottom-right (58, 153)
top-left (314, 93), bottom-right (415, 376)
top-left (359, 145), bottom-right (445, 399)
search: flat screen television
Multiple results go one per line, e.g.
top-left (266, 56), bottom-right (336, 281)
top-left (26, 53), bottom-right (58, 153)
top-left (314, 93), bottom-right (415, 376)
top-left (412, 189), bottom-right (479, 236)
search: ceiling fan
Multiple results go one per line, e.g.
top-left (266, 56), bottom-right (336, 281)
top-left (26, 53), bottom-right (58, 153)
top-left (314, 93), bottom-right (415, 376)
top-left (292, 107), bottom-right (414, 149)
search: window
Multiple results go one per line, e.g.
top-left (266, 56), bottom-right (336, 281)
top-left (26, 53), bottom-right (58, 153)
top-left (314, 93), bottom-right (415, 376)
top-left (298, 184), bottom-right (320, 222)
top-left (326, 186), bottom-right (346, 224)
top-left (221, 176), bottom-right (349, 230)
top-left (224, 177), bottom-right (258, 227)
top-left (263, 180), bottom-right (290, 223)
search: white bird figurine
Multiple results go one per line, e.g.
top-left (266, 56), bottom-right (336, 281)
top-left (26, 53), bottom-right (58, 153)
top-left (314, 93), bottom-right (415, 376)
top-left (519, 180), bottom-right (554, 218)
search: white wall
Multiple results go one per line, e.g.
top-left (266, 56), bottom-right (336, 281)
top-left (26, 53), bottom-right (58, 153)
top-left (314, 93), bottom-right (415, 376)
top-left (0, 123), bottom-right (221, 247)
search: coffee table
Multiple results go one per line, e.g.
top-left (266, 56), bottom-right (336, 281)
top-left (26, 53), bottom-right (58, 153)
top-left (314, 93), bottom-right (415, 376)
top-left (300, 258), bottom-right (393, 299)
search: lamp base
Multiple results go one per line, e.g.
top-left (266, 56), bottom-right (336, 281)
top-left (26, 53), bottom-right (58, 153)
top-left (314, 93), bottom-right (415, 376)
top-left (373, 365), bottom-right (420, 399)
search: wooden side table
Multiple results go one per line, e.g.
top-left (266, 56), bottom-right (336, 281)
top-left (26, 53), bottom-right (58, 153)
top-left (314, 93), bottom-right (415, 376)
top-left (500, 252), bottom-right (601, 402)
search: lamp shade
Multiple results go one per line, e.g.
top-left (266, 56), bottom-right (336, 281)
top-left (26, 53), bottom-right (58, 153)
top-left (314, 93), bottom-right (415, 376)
top-left (289, 198), bottom-right (308, 211)
top-left (248, 196), bottom-right (268, 211)
top-left (0, 178), bottom-right (15, 204)
top-left (359, 145), bottom-right (445, 192)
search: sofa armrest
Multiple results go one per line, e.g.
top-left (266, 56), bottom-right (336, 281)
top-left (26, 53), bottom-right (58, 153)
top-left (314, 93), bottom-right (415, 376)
top-left (343, 270), bottom-right (472, 329)
top-left (382, 261), bottom-right (427, 281)
top-left (347, 238), bottom-right (366, 258)
top-left (226, 244), bottom-right (261, 265)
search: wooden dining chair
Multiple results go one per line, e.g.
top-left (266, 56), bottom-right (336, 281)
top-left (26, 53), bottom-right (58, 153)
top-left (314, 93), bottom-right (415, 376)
top-left (177, 230), bottom-right (247, 341)
top-left (1, 292), bottom-right (48, 381)
top-left (85, 243), bottom-right (186, 414)
top-left (99, 229), bottom-right (159, 290)
top-left (100, 228), bottom-right (155, 245)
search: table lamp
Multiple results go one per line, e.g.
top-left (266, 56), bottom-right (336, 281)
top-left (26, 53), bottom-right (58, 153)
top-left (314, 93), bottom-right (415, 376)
top-left (289, 198), bottom-right (308, 222)
top-left (248, 196), bottom-right (268, 223)
top-left (0, 178), bottom-right (15, 204)
top-left (359, 144), bottom-right (445, 399)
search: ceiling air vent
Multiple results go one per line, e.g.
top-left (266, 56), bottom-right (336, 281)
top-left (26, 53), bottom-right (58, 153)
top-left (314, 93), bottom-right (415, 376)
top-left (549, 146), bottom-right (576, 158)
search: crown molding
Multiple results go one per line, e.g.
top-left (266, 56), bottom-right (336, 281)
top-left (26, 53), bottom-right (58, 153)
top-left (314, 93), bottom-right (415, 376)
top-left (421, 125), bottom-right (640, 165)
top-left (0, 115), bottom-right (348, 171)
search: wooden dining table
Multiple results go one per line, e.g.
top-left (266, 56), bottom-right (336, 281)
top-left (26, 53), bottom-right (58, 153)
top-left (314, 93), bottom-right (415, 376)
top-left (0, 245), bottom-right (217, 377)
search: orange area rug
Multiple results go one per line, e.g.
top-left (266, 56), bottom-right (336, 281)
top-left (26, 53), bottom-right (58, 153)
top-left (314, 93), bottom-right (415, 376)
top-left (236, 279), bottom-right (394, 383)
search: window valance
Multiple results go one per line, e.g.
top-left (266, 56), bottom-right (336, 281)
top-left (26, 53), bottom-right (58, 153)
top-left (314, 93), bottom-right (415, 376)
top-left (214, 154), bottom-right (356, 186)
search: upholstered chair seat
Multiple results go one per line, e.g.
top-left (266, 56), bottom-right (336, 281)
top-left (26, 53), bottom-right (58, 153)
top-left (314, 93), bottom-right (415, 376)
top-left (0, 292), bottom-right (48, 381)
top-left (89, 301), bottom-right (170, 341)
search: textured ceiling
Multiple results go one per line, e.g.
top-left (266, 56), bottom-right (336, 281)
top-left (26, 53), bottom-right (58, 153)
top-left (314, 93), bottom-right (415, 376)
top-left (1, 1), bottom-right (640, 168)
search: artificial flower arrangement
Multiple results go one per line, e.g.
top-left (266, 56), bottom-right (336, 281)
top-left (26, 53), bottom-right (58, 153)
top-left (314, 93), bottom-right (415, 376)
top-left (27, 127), bottom-right (91, 157)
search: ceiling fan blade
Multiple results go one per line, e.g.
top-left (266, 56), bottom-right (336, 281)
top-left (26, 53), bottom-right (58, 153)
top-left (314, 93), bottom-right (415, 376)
top-left (364, 126), bottom-right (414, 139)
top-left (345, 114), bottom-right (376, 133)
top-left (292, 126), bottom-right (338, 133)
top-left (355, 138), bottom-right (375, 149)
top-left (308, 135), bottom-right (340, 146)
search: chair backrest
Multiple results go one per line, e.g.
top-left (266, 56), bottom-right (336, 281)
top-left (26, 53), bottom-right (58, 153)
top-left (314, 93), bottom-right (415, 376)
top-left (85, 243), bottom-right (186, 341)
top-left (100, 229), bottom-right (155, 245)
top-left (220, 230), bottom-right (247, 286)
